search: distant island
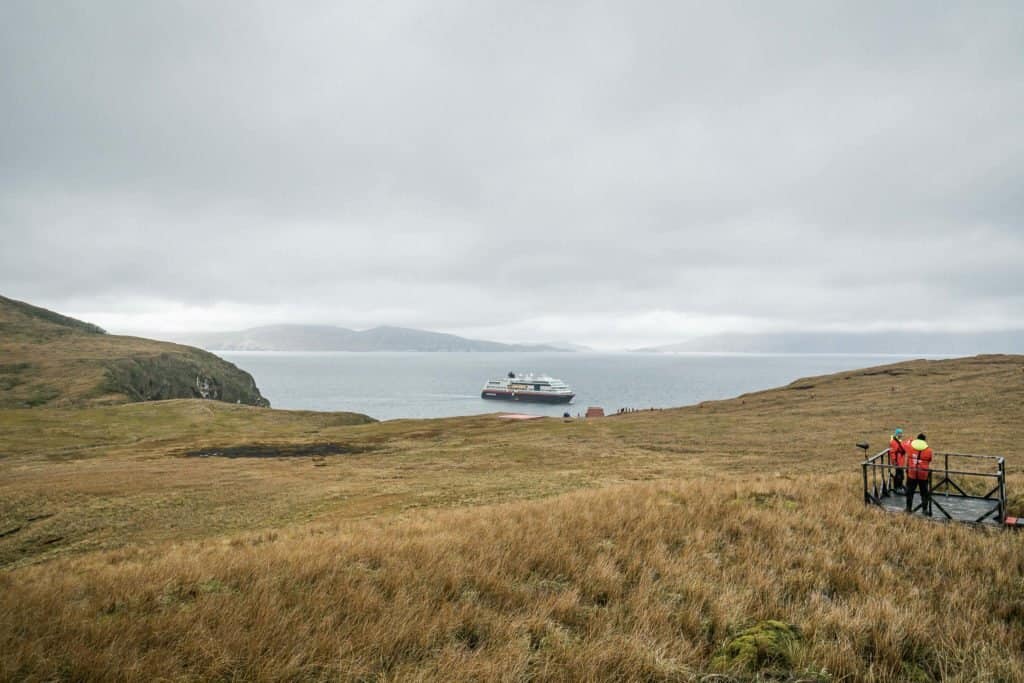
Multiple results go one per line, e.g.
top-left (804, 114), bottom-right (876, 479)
top-left (638, 331), bottom-right (1024, 355)
top-left (163, 325), bottom-right (572, 353)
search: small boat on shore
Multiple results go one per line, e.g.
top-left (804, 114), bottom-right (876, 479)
top-left (481, 372), bottom-right (575, 404)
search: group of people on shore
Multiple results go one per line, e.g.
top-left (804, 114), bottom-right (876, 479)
top-left (889, 428), bottom-right (934, 515)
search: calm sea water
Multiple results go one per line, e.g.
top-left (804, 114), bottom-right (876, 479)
top-left (218, 351), bottom-right (929, 421)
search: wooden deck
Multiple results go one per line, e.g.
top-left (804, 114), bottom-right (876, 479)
top-left (875, 491), bottom-right (1003, 526)
top-left (863, 449), bottom-right (1008, 527)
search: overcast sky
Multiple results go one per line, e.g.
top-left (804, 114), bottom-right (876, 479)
top-left (2, 2), bottom-right (1022, 349)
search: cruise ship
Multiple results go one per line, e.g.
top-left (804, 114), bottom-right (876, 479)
top-left (481, 372), bottom-right (575, 404)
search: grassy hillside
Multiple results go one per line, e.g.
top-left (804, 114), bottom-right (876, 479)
top-left (1, 354), bottom-right (1022, 680)
top-left (0, 294), bottom-right (270, 408)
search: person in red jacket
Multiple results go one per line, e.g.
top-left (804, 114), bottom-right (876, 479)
top-left (905, 434), bottom-right (933, 515)
top-left (889, 428), bottom-right (907, 493)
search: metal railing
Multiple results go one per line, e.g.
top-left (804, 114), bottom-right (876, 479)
top-left (862, 448), bottom-right (1007, 524)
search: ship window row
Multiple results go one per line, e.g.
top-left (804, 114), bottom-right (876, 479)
top-left (486, 380), bottom-right (569, 390)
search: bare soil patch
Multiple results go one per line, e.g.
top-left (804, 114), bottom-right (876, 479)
top-left (185, 442), bottom-right (371, 458)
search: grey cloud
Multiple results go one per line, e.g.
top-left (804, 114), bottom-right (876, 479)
top-left (1, 1), bottom-right (1022, 345)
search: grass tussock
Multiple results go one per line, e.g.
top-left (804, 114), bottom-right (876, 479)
top-left (3, 476), bottom-right (1023, 682)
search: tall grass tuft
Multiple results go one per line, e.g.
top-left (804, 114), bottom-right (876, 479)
top-left (3, 475), bottom-right (1022, 681)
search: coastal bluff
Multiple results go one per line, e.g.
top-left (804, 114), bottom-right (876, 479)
top-left (0, 294), bottom-right (269, 408)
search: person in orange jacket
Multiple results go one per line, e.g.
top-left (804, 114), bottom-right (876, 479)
top-left (905, 433), bottom-right (933, 515)
top-left (889, 428), bottom-right (907, 493)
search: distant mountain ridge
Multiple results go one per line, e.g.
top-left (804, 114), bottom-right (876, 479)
top-left (639, 331), bottom-right (1024, 355)
top-left (535, 340), bottom-right (593, 352)
top-left (167, 325), bottom-right (567, 352)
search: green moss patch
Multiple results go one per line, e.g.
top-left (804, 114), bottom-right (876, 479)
top-left (711, 619), bottom-right (802, 672)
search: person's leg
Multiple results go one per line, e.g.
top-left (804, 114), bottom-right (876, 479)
top-left (895, 467), bottom-right (904, 491)
top-left (905, 478), bottom-right (916, 512)
top-left (921, 476), bottom-right (930, 516)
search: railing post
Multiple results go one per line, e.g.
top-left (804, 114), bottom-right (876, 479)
top-left (998, 458), bottom-right (1007, 522)
top-left (927, 471), bottom-right (933, 516)
top-left (883, 449), bottom-right (888, 495)
top-left (881, 451), bottom-right (888, 496)
top-left (863, 462), bottom-right (869, 505)
top-left (944, 453), bottom-right (950, 495)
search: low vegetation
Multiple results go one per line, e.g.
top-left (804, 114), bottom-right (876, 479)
top-left (3, 475), bottom-right (1022, 681)
top-left (1, 353), bottom-right (1022, 680)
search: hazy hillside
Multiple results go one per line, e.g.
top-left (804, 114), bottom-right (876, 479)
top-left (168, 324), bottom-right (565, 352)
top-left (0, 295), bottom-right (270, 408)
top-left (534, 340), bottom-right (593, 351)
top-left (641, 330), bottom-right (1024, 354)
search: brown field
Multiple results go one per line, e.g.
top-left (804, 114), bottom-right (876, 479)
top-left (2, 354), bottom-right (1023, 681)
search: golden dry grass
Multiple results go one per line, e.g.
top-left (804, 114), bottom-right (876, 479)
top-left (1, 354), bottom-right (1023, 681)
top-left (3, 476), bottom-right (1023, 681)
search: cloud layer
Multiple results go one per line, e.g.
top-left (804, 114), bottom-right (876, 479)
top-left (2, 2), bottom-right (1022, 347)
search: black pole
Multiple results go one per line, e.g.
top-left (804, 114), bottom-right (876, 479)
top-left (927, 471), bottom-right (933, 516)
top-left (999, 459), bottom-right (1006, 522)
top-left (863, 462), bottom-right (869, 505)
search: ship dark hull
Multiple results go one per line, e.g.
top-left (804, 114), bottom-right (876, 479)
top-left (481, 390), bottom-right (574, 404)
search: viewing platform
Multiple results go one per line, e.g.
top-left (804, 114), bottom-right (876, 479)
top-left (861, 448), bottom-right (1011, 527)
